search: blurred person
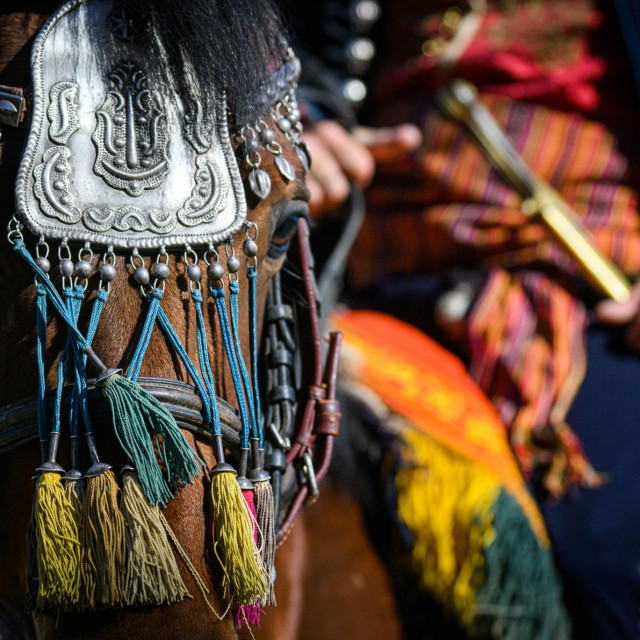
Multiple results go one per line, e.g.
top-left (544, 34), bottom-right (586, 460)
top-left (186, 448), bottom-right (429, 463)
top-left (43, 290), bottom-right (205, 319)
top-left (288, 1), bottom-right (640, 639)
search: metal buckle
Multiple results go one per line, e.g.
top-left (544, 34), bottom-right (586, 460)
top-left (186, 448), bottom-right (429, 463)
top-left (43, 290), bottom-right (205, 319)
top-left (268, 422), bottom-right (291, 451)
top-left (0, 91), bottom-right (25, 128)
top-left (299, 450), bottom-right (319, 504)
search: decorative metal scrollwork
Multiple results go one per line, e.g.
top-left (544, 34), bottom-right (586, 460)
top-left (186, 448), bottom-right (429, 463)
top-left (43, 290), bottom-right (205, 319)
top-left (92, 59), bottom-right (169, 197)
top-left (47, 81), bottom-right (80, 145)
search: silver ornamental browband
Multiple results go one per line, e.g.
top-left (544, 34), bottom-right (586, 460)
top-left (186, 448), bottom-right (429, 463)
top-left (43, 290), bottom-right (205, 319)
top-left (14, 0), bottom-right (309, 252)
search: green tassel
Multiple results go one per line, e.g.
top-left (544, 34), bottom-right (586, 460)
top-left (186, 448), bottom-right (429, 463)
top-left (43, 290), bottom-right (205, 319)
top-left (81, 470), bottom-right (126, 610)
top-left (34, 472), bottom-right (81, 612)
top-left (210, 467), bottom-right (268, 606)
top-left (100, 375), bottom-right (202, 507)
top-left (473, 490), bottom-right (571, 640)
top-left (121, 470), bottom-right (190, 606)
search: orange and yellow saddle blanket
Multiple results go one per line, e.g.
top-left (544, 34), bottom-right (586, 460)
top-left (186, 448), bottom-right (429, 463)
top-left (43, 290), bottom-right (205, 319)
top-left (332, 310), bottom-right (569, 638)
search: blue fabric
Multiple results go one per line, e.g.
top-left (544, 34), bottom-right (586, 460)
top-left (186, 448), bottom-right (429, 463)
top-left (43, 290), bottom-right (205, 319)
top-left (537, 326), bottom-right (640, 640)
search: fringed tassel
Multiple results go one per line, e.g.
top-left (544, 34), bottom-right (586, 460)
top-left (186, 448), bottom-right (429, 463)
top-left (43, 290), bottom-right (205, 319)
top-left (81, 470), bottom-right (126, 610)
top-left (34, 472), bottom-right (81, 612)
top-left (61, 475), bottom-right (85, 610)
top-left (121, 470), bottom-right (190, 606)
top-left (394, 428), bottom-right (570, 638)
top-left (210, 468), bottom-right (267, 606)
top-left (253, 478), bottom-right (276, 606)
top-left (232, 487), bottom-right (265, 629)
top-left (100, 374), bottom-right (201, 507)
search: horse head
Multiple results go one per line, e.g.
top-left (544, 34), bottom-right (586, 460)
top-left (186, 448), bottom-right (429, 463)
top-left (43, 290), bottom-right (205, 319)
top-left (0, 1), bottom-right (339, 638)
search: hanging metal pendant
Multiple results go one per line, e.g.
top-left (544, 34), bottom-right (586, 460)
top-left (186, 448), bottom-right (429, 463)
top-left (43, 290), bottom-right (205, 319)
top-left (275, 155), bottom-right (296, 182)
top-left (295, 141), bottom-right (312, 172)
top-left (248, 168), bottom-right (272, 199)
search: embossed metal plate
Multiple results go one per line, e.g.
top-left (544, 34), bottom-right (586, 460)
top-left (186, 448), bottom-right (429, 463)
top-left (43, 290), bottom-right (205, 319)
top-left (15, 0), bottom-right (246, 249)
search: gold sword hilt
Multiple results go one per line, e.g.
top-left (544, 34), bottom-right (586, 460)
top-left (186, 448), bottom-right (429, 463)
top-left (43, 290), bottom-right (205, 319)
top-left (437, 79), bottom-right (632, 304)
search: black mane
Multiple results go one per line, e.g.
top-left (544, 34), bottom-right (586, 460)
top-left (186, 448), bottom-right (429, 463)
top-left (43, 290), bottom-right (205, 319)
top-left (121, 0), bottom-right (289, 125)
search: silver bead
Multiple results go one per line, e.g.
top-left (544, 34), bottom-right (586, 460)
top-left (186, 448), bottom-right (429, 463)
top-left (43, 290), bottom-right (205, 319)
top-left (75, 260), bottom-right (92, 279)
top-left (243, 239), bottom-right (259, 258)
top-left (59, 258), bottom-right (74, 278)
top-left (227, 255), bottom-right (241, 273)
top-left (35, 257), bottom-right (50, 273)
top-left (260, 128), bottom-right (275, 145)
top-left (245, 136), bottom-right (259, 154)
top-left (152, 262), bottom-right (170, 281)
top-left (100, 263), bottom-right (116, 282)
top-left (208, 262), bottom-right (225, 281)
top-left (277, 118), bottom-right (291, 133)
top-left (133, 266), bottom-right (150, 286)
top-left (187, 264), bottom-right (202, 282)
top-left (287, 108), bottom-right (301, 124)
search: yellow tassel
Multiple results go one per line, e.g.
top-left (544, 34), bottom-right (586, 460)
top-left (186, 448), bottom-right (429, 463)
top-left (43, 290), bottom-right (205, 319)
top-left (62, 477), bottom-right (85, 610)
top-left (81, 470), bottom-right (126, 609)
top-left (210, 469), bottom-right (267, 605)
top-left (35, 472), bottom-right (81, 612)
top-left (395, 428), bottom-right (499, 626)
top-left (121, 470), bottom-right (190, 606)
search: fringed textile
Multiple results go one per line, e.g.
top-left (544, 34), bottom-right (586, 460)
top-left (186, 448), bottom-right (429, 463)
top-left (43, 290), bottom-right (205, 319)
top-left (333, 310), bottom-right (570, 638)
top-left (351, 96), bottom-right (640, 493)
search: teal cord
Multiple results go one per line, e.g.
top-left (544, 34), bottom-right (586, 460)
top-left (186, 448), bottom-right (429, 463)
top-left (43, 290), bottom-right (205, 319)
top-left (211, 285), bottom-right (251, 449)
top-left (229, 279), bottom-right (258, 441)
top-left (191, 288), bottom-right (222, 437)
top-left (247, 266), bottom-right (264, 447)
top-left (35, 283), bottom-right (48, 446)
top-left (127, 289), bottom-right (163, 382)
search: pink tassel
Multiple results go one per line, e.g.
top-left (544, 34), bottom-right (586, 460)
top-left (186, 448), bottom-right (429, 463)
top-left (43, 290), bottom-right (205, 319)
top-left (232, 488), bottom-right (264, 629)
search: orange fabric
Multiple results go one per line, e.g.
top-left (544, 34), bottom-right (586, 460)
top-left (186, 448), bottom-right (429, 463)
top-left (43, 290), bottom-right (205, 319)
top-left (333, 309), bottom-right (547, 543)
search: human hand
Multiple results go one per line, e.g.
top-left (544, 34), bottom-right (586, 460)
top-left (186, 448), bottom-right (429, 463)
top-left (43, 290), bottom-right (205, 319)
top-left (594, 282), bottom-right (640, 350)
top-left (303, 120), bottom-right (422, 216)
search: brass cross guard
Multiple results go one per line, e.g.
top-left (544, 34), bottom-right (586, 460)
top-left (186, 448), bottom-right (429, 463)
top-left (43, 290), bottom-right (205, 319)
top-left (437, 79), bottom-right (632, 304)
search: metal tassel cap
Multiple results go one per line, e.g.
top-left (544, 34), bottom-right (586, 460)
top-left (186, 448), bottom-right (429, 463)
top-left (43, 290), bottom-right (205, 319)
top-left (210, 462), bottom-right (237, 476)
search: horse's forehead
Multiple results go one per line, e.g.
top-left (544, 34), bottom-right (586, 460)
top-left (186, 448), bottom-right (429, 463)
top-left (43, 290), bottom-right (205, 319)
top-left (15, 0), bottom-right (304, 253)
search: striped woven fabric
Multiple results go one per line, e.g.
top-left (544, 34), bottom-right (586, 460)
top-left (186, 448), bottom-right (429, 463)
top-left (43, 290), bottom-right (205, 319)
top-left (351, 95), bottom-right (640, 494)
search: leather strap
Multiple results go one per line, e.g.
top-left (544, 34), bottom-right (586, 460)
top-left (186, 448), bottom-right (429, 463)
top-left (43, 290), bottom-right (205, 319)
top-left (275, 217), bottom-right (342, 546)
top-left (0, 84), bottom-right (27, 127)
top-left (0, 376), bottom-right (243, 455)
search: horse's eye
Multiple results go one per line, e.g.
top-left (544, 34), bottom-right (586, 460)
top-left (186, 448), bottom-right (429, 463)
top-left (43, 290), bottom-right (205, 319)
top-left (268, 202), bottom-right (310, 258)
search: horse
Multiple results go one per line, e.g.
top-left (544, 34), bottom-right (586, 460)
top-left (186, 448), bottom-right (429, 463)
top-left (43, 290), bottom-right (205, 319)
top-left (0, 1), bottom-right (337, 638)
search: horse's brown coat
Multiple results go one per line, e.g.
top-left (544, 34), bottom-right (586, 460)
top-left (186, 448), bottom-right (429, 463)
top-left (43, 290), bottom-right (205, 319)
top-left (0, 4), bottom-right (404, 640)
top-left (0, 4), bottom-right (311, 638)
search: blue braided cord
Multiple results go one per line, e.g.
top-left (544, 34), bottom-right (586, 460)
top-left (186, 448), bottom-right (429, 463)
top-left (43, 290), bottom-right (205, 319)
top-left (127, 289), bottom-right (163, 382)
top-left (191, 289), bottom-right (222, 436)
top-left (35, 283), bottom-right (48, 444)
top-left (86, 288), bottom-right (109, 347)
top-left (155, 305), bottom-right (213, 427)
top-left (68, 287), bottom-right (84, 438)
top-left (51, 287), bottom-right (76, 435)
top-left (211, 286), bottom-right (251, 449)
top-left (247, 266), bottom-right (264, 447)
top-left (13, 242), bottom-right (88, 349)
top-left (229, 279), bottom-right (258, 442)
